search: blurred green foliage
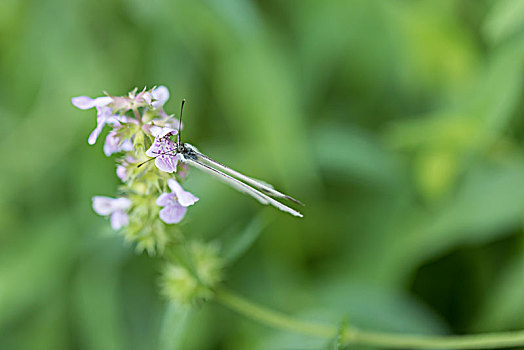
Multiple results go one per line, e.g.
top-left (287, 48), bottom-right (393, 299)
top-left (1, 0), bottom-right (524, 349)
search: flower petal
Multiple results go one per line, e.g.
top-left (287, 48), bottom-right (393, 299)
top-left (121, 139), bottom-right (133, 152)
top-left (72, 96), bottom-right (95, 109)
top-left (97, 106), bottom-right (120, 124)
top-left (103, 131), bottom-right (120, 156)
top-left (139, 91), bottom-right (153, 105)
top-left (120, 139), bottom-right (134, 152)
top-left (159, 204), bottom-right (187, 224)
top-left (146, 135), bottom-right (175, 155)
top-left (145, 144), bottom-right (158, 158)
top-left (92, 196), bottom-right (117, 215)
top-left (167, 179), bottom-right (199, 207)
top-left (156, 192), bottom-right (174, 206)
top-left (154, 126), bottom-right (177, 138)
top-left (110, 210), bottom-right (129, 230)
top-left (88, 122), bottom-right (105, 145)
top-left (116, 165), bottom-right (127, 181)
top-left (103, 132), bottom-right (133, 156)
top-left (154, 154), bottom-right (178, 173)
top-left (152, 86), bottom-right (170, 108)
top-left (112, 197), bottom-right (131, 211)
top-left (88, 106), bottom-right (120, 145)
top-left (72, 96), bottom-right (112, 110)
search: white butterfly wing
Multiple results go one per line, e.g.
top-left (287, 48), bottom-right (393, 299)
top-left (181, 156), bottom-right (303, 218)
top-left (187, 146), bottom-right (304, 206)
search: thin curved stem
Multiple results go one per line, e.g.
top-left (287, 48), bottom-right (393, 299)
top-left (215, 287), bottom-right (524, 349)
top-left (215, 287), bottom-right (334, 338)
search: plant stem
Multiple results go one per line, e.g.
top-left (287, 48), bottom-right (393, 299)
top-left (215, 287), bottom-right (524, 349)
top-left (216, 287), bottom-right (334, 338)
top-left (132, 107), bottom-right (143, 125)
top-left (159, 303), bottom-right (190, 350)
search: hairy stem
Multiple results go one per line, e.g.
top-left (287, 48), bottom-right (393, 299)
top-left (215, 287), bottom-right (524, 349)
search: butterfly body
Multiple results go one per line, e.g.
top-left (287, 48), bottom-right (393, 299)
top-left (144, 100), bottom-right (304, 218)
top-left (177, 142), bottom-right (199, 161)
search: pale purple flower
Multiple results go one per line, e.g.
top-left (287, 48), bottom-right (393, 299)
top-left (116, 156), bottom-right (136, 181)
top-left (73, 87), bottom-right (167, 145)
top-left (103, 130), bottom-right (133, 156)
top-left (71, 95), bottom-right (113, 110)
top-left (145, 127), bottom-right (179, 173)
top-left (157, 179), bottom-right (199, 224)
top-left (109, 210), bottom-right (129, 230)
top-left (116, 165), bottom-right (127, 181)
top-left (149, 86), bottom-right (183, 130)
top-left (92, 196), bottom-right (131, 230)
top-left (151, 85), bottom-right (170, 109)
top-left (140, 85), bottom-right (183, 135)
top-left (150, 126), bottom-right (175, 138)
top-left (72, 95), bottom-right (121, 145)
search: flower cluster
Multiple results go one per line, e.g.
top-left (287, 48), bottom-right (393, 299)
top-left (73, 86), bottom-right (224, 306)
top-left (73, 86), bottom-right (197, 255)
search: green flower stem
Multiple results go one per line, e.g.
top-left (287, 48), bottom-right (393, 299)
top-left (215, 287), bottom-right (524, 349)
top-left (215, 287), bottom-right (334, 338)
top-left (132, 107), bottom-right (143, 124)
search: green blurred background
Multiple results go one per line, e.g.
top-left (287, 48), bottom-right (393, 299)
top-left (1, 0), bottom-right (524, 349)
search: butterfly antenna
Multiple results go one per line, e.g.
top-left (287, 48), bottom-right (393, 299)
top-left (177, 99), bottom-right (186, 146)
top-left (137, 157), bottom-right (156, 168)
top-left (137, 149), bottom-right (180, 168)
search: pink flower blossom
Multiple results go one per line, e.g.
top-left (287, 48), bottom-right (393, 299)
top-left (103, 130), bottom-right (133, 156)
top-left (116, 165), bottom-right (127, 181)
top-left (145, 127), bottom-right (179, 173)
top-left (92, 196), bottom-right (131, 230)
top-left (156, 179), bottom-right (198, 224)
top-left (151, 85), bottom-right (170, 109)
top-left (72, 95), bottom-right (121, 145)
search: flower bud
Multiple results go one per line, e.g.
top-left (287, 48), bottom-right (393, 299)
top-left (160, 241), bottom-right (223, 306)
top-left (133, 131), bottom-right (145, 155)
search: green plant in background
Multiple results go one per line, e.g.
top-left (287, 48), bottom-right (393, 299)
top-left (73, 85), bottom-right (524, 349)
top-left (2, 0), bottom-right (524, 349)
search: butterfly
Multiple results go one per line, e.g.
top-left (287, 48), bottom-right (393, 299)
top-left (139, 100), bottom-right (304, 217)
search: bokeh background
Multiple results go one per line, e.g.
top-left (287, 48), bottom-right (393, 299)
top-left (1, 0), bottom-right (524, 349)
